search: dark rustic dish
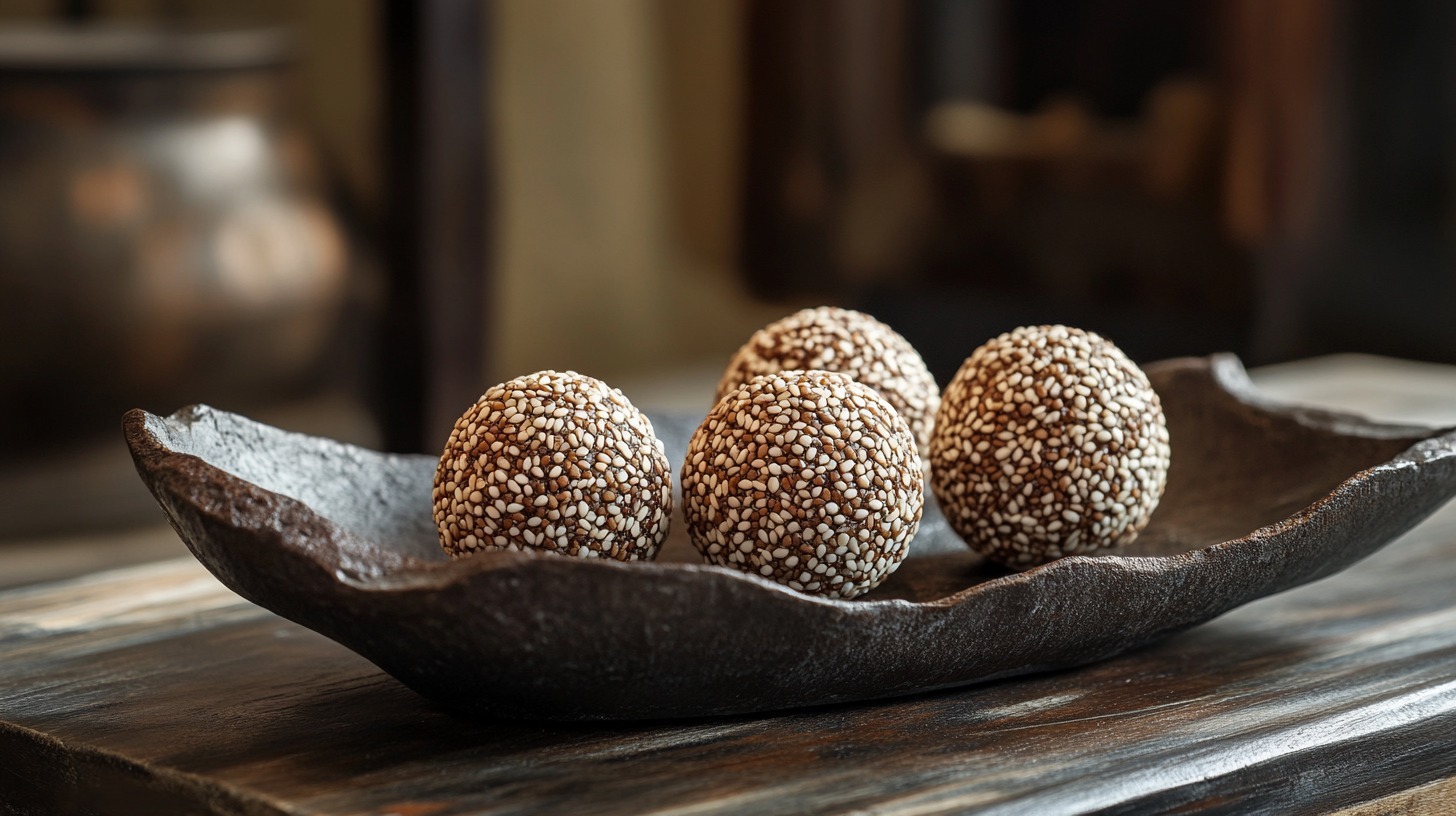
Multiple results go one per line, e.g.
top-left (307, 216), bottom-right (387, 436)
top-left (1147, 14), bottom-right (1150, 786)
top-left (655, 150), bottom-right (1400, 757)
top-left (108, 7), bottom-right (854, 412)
top-left (125, 355), bottom-right (1456, 721)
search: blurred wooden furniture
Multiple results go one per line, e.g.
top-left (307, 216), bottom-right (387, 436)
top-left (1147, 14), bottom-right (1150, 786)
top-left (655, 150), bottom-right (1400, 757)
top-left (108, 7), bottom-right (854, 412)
top-left (2, 355), bottom-right (1455, 814)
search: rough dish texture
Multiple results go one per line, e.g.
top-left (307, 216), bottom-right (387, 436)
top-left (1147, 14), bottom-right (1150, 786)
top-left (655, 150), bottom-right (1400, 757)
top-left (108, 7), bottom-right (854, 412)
top-left (716, 307), bottom-right (940, 455)
top-left (682, 370), bottom-right (923, 599)
top-left (125, 355), bottom-right (1456, 720)
top-left (931, 326), bottom-right (1171, 567)
top-left (433, 371), bottom-right (671, 561)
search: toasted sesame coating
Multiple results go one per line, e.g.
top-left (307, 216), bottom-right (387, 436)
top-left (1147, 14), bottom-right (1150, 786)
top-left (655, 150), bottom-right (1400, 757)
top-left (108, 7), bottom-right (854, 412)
top-left (433, 370), bottom-right (672, 561)
top-left (683, 370), bottom-right (923, 599)
top-left (929, 326), bottom-right (1170, 569)
top-left (716, 307), bottom-right (940, 456)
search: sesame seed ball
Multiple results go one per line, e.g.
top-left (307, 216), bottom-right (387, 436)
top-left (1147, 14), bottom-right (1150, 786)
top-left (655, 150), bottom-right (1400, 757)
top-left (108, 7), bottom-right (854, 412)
top-left (682, 370), bottom-right (924, 600)
top-left (716, 307), bottom-right (940, 456)
top-left (432, 370), bottom-right (672, 562)
top-left (929, 326), bottom-right (1171, 569)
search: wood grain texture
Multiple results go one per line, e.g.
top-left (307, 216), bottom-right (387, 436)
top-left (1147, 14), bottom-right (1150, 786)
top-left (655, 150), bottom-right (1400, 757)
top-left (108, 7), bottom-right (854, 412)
top-left (2, 502), bottom-right (1456, 813)
top-left (1334, 777), bottom-right (1456, 816)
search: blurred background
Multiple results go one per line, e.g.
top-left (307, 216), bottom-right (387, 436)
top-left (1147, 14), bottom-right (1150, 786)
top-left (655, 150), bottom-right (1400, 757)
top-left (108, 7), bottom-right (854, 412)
top-left (4, 0), bottom-right (1456, 550)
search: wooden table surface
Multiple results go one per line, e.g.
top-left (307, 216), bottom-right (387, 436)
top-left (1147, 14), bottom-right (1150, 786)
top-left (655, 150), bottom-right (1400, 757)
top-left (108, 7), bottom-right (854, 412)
top-left (3, 355), bottom-right (1456, 815)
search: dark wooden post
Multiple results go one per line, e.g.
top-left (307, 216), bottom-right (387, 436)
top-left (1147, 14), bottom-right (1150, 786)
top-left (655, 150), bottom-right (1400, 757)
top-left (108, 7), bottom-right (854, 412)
top-left (378, 0), bottom-right (492, 453)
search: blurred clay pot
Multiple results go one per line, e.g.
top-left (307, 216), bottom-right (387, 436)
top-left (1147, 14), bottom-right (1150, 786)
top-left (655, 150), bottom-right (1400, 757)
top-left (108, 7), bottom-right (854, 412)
top-left (0, 26), bottom-right (348, 443)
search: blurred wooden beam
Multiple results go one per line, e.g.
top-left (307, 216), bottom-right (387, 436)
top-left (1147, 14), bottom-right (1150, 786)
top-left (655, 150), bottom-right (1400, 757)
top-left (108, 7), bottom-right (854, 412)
top-left (378, 0), bottom-right (492, 453)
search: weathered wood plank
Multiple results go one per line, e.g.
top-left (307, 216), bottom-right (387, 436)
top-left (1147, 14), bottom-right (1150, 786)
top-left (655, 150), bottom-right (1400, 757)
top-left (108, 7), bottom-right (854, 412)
top-left (1335, 776), bottom-right (1456, 816)
top-left (2, 504), bottom-right (1455, 814)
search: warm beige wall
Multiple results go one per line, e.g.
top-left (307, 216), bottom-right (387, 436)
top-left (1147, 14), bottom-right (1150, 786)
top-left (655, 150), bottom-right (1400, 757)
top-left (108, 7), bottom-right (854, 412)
top-left (493, 0), bottom-right (670, 381)
top-left (281, 0), bottom-right (380, 208)
top-left (492, 0), bottom-right (784, 383)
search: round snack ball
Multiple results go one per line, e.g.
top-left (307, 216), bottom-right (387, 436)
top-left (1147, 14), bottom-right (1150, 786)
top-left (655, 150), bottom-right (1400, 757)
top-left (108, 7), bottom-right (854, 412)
top-left (716, 307), bottom-right (940, 457)
top-left (930, 325), bottom-right (1171, 568)
top-left (433, 370), bottom-right (672, 561)
top-left (682, 370), bottom-right (924, 599)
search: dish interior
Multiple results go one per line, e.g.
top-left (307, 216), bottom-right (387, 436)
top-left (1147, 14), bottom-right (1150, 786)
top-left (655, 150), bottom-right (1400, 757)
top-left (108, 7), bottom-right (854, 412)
top-left (143, 362), bottom-right (1426, 605)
